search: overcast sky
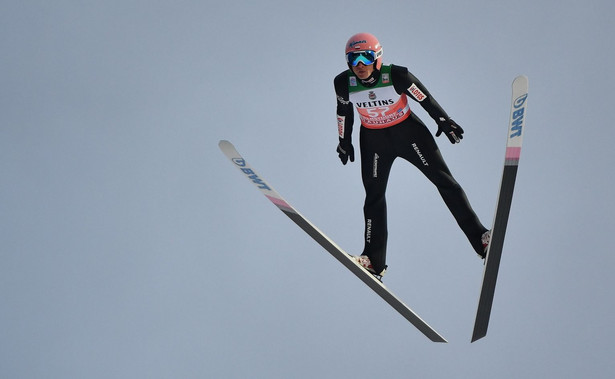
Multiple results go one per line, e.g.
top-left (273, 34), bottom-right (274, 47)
top-left (2, 0), bottom-right (615, 378)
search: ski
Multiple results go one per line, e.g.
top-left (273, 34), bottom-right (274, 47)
top-left (219, 140), bottom-right (447, 343)
top-left (472, 75), bottom-right (529, 342)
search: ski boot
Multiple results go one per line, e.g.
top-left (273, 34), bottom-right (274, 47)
top-left (351, 255), bottom-right (387, 280)
top-left (480, 230), bottom-right (492, 259)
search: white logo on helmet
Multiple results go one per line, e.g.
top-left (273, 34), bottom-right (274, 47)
top-left (349, 40), bottom-right (367, 48)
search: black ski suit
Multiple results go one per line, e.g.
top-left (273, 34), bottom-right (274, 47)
top-left (334, 64), bottom-right (487, 274)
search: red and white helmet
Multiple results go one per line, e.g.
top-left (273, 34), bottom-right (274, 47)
top-left (345, 33), bottom-right (383, 70)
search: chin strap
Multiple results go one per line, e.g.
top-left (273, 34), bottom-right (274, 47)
top-left (359, 69), bottom-right (381, 86)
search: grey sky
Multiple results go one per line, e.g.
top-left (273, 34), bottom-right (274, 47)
top-left (2, 0), bottom-right (614, 378)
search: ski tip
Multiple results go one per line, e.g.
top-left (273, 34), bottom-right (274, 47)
top-left (513, 75), bottom-right (528, 87)
top-left (219, 140), bottom-right (238, 154)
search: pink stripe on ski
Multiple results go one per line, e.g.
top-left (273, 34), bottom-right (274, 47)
top-left (506, 147), bottom-right (521, 160)
top-left (266, 195), bottom-right (293, 211)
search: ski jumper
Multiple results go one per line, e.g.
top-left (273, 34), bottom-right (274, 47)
top-left (334, 64), bottom-right (487, 274)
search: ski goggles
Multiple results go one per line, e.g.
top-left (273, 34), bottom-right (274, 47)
top-left (346, 50), bottom-right (378, 66)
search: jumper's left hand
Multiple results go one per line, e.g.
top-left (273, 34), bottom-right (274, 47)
top-left (436, 118), bottom-right (464, 144)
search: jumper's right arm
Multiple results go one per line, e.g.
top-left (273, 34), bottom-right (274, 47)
top-left (334, 72), bottom-right (355, 164)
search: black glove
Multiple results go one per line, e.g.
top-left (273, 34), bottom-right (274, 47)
top-left (436, 118), bottom-right (464, 144)
top-left (336, 140), bottom-right (354, 165)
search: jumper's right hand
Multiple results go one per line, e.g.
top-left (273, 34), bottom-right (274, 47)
top-left (337, 142), bottom-right (354, 165)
